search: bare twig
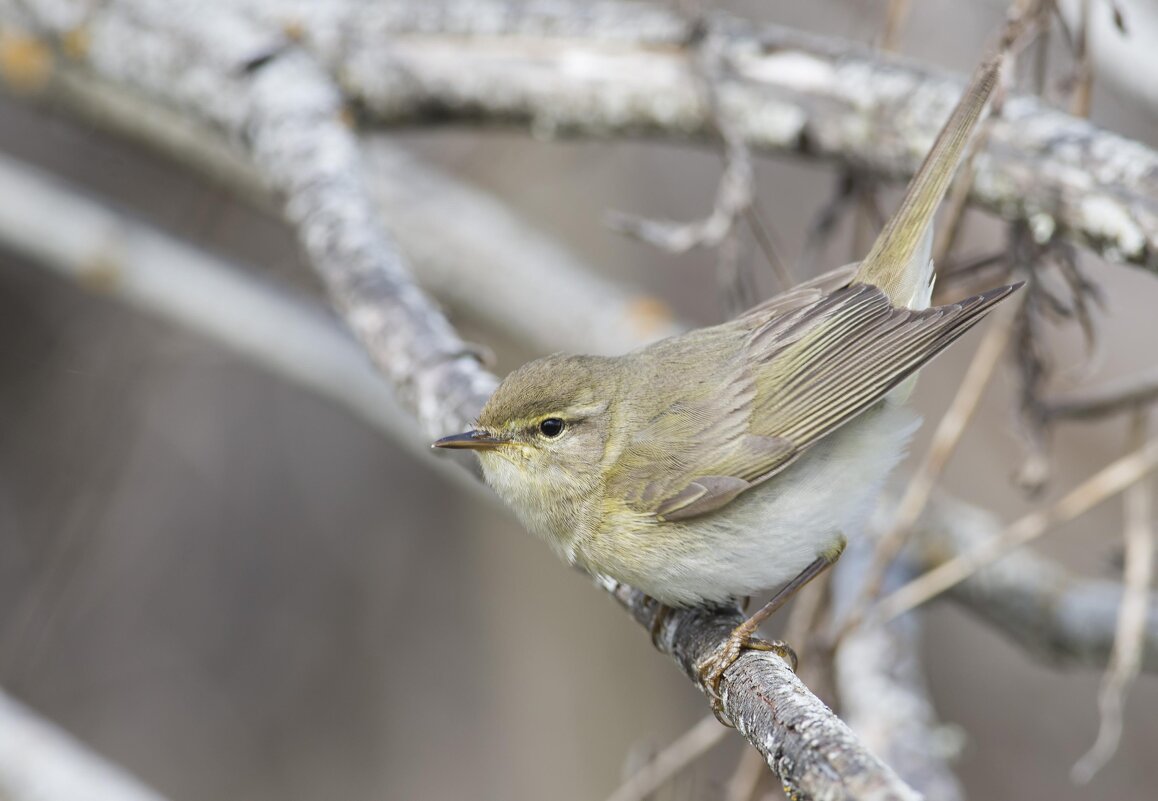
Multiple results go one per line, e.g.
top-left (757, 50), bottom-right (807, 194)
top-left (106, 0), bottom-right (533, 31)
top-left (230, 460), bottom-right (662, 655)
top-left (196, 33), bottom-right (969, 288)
top-left (1068, 0), bottom-right (1095, 117)
top-left (605, 714), bottom-right (726, 801)
top-left (605, 24), bottom-right (751, 256)
top-left (1072, 410), bottom-right (1154, 782)
top-left (1011, 224), bottom-right (1055, 492)
top-left (604, 22), bottom-right (765, 314)
top-left (604, 125), bottom-right (751, 255)
top-left (877, 437), bottom-right (1158, 622)
top-left (880, 0), bottom-right (912, 51)
top-left (746, 200), bottom-right (795, 291)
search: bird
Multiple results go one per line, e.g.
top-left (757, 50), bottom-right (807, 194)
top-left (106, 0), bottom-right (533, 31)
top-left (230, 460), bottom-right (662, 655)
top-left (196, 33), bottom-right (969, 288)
top-left (434, 56), bottom-right (1018, 707)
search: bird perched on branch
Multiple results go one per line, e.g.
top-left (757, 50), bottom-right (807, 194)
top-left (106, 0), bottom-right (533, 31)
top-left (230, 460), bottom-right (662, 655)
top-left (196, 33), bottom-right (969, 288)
top-left (436, 55), bottom-right (1018, 710)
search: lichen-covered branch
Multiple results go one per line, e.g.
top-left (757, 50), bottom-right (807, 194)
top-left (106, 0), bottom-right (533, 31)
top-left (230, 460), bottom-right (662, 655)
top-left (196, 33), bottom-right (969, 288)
top-left (611, 582), bottom-right (920, 801)
top-left (247, 0), bottom-right (1158, 272)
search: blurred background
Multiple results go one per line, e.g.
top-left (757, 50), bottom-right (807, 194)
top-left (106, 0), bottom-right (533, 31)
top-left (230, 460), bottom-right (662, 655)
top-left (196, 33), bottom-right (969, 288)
top-left (1, 1), bottom-right (1156, 799)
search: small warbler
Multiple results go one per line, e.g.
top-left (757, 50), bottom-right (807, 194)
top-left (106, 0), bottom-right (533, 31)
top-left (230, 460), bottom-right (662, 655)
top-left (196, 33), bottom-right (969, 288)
top-left (435, 56), bottom-right (1018, 705)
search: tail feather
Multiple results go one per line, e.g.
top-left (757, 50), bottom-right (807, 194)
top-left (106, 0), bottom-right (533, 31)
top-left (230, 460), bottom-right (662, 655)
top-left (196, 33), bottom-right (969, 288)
top-left (854, 59), bottom-right (1001, 307)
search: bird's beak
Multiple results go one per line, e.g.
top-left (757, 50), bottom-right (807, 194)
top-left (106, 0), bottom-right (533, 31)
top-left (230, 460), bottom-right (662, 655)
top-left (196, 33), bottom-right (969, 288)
top-left (432, 430), bottom-right (508, 451)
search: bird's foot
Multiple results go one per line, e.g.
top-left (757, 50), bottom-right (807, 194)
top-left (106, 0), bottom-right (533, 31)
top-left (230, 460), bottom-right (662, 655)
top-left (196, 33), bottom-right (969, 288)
top-left (695, 628), bottom-right (798, 724)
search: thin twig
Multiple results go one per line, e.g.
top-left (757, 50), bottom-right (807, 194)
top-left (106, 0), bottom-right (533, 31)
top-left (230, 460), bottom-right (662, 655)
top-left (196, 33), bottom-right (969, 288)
top-left (880, 0), bottom-right (911, 51)
top-left (603, 19), bottom-right (765, 314)
top-left (746, 200), bottom-right (795, 291)
top-left (876, 436), bottom-right (1158, 622)
top-left (612, 582), bottom-right (922, 801)
top-left (1072, 410), bottom-right (1154, 782)
top-left (605, 24), bottom-right (751, 257)
top-left (605, 131), bottom-right (751, 254)
top-left (1069, 0), bottom-right (1095, 117)
top-left (604, 715), bottom-right (726, 801)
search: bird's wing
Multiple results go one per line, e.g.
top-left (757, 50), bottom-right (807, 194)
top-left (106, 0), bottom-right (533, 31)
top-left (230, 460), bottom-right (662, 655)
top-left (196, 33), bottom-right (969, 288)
top-left (612, 282), bottom-right (1019, 522)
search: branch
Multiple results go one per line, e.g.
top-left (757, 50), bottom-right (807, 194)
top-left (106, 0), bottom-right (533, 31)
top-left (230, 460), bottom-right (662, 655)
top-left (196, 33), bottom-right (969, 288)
top-left (30, 62), bottom-right (683, 357)
top-left (0, 689), bottom-right (169, 801)
top-left (252, 0), bottom-right (1158, 272)
top-left (611, 582), bottom-right (920, 801)
top-left (913, 494), bottom-right (1158, 673)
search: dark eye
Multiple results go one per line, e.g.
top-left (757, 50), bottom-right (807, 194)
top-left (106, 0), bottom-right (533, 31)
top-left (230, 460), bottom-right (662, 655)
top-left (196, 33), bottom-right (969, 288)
top-left (538, 418), bottom-right (565, 438)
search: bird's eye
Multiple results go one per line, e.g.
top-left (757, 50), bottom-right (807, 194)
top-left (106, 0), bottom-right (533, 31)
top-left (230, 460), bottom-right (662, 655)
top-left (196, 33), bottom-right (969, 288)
top-left (538, 418), bottom-right (565, 438)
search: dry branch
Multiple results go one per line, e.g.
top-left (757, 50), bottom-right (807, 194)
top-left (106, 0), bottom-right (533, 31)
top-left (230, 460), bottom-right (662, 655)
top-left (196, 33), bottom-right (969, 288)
top-left (252, 0), bottom-right (1158, 272)
top-left (612, 583), bottom-right (920, 801)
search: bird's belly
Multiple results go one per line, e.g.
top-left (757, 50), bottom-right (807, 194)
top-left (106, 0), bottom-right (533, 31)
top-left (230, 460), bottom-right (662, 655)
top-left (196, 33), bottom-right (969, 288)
top-left (580, 403), bottom-right (919, 606)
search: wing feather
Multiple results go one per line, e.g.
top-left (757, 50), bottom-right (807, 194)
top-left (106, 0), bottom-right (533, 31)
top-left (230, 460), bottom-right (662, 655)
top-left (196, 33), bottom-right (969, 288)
top-left (612, 282), bottom-right (1019, 520)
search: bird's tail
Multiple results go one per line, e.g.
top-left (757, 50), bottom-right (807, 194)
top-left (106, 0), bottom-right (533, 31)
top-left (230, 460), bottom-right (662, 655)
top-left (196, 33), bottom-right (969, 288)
top-left (853, 58), bottom-right (1001, 309)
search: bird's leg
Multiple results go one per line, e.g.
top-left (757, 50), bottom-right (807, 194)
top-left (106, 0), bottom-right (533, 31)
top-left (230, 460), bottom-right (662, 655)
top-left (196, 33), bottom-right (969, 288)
top-left (648, 598), bottom-right (676, 649)
top-left (696, 537), bottom-right (846, 721)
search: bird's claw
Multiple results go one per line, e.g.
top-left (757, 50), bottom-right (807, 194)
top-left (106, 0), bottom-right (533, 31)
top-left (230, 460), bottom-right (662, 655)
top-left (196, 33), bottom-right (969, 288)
top-left (695, 631), bottom-right (798, 725)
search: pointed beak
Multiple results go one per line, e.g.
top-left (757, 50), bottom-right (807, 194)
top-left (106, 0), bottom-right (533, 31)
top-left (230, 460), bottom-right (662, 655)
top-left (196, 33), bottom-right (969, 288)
top-left (432, 429), bottom-right (508, 451)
